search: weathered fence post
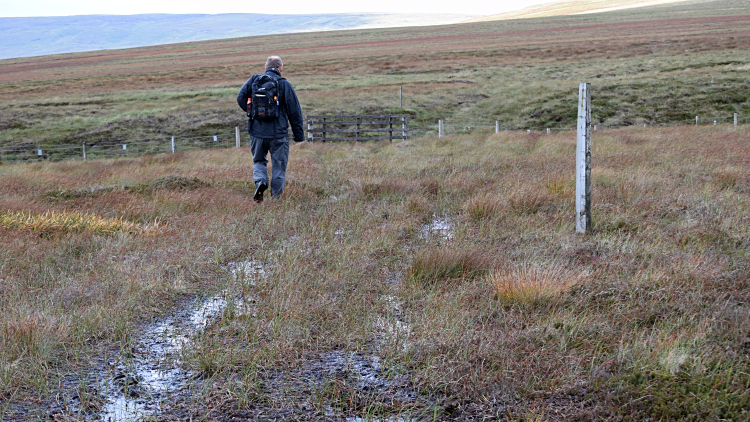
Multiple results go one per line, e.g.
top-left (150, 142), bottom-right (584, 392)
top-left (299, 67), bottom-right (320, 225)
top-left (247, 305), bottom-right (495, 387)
top-left (401, 116), bottom-right (406, 141)
top-left (356, 117), bottom-right (361, 141)
top-left (735, 113), bottom-right (738, 128)
top-left (438, 119), bottom-right (444, 138)
top-left (399, 86), bottom-right (403, 108)
top-left (82, 143), bottom-right (86, 161)
top-left (576, 83), bottom-right (592, 234)
top-left (696, 116), bottom-right (699, 125)
top-left (496, 120), bottom-right (500, 134)
top-left (171, 136), bottom-right (175, 153)
top-left (235, 126), bottom-right (241, 148)
top-left (389, 115), bottom-right (394, 142)
top-left (547, 128), bottom-right (551, 134)
top-left (322, 117), bottom-right (327, 142)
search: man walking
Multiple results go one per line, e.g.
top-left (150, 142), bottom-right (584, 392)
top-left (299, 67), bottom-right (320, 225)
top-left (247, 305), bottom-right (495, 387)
top-left (237, 56), bottom-right (304, 202)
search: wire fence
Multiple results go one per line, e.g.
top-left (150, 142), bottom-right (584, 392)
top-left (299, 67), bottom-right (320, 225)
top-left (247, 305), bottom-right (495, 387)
top-left (0, 113), bottom-right (745, 164)
top-left (412, 113), bottom-right (747, 138)
top-left (0, 130), bottom-right (238, 164)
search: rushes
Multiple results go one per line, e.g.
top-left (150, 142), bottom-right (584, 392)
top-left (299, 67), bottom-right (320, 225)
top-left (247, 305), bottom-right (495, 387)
top-left (0, 210), bottom-right (161, 235)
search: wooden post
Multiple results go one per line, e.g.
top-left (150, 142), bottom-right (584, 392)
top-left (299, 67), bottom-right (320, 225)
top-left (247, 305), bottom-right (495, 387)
top-left (696, 116), bottom-right (699, 125)
top-left (399, 86), bottom-right (403, 108)
top-left (82, 143), bottom-right (86, 161)
top-left (171, 136), bottom-right (175, 153)
top-left (401, 116), bottom-right (406, 140)
top-left (322, 117), bottom-right (327, 142)
top-left (356, 117), bottom-right (361, 141)
top-left (547, 128), bottom-right (551, 134)
top-left (495, 120), bottom-right (499, 133)
top-left (576, 83), bottom-right (591, 234)
top-left (235, 126), bottom-right (241, 148)
top-left (389, 115), bottom-right (394, 142)
top-left (735, 113), bottom-right (738, 128)
top-left (438, 119), bottom-right (444, 138)
top-left (308, 118), bottom-right (314, 142)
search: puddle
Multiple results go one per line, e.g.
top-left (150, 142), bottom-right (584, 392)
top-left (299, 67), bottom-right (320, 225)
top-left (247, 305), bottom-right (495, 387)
top-left (254, 350), bottom-right (421, 419)
top-left (374, 295), bottom-right (412, 351)
top-left (346, 417), bottom-right (408, 422)
top-left (374, 318), bottom-right (412, 339)
top-left (420, 216), bottom-right (453, 241)
top-left (97, 260), bottom-right (264, 421)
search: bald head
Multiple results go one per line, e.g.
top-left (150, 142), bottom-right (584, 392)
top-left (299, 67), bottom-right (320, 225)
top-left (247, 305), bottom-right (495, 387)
top-left (265, 56), bottom-right (283, 70)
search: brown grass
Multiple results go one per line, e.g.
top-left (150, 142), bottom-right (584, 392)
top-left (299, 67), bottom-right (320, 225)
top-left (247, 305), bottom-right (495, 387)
top-left (0, 1), bottom-right (749, 417)
top-left (490, 264), bottom-right (584, 304)
top-left (0, 125), bottom-right (749, 420)
top-left (0, 210), bottom-right (162, 235)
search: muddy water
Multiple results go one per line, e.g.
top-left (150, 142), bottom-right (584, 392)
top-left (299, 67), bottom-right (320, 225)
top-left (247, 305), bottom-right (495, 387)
top-left (97, 261), bottom-right (264, 421)
top-left (420, 216), bottom-right (454, 242)
top-left (89, 222), bottom-right (446, 420)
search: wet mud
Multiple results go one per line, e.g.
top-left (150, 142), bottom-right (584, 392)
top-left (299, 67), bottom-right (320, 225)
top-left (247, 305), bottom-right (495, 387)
top-left (19, 220), bottom-right (457, 421)
top-left (420, 216), bottom-right (454, 242)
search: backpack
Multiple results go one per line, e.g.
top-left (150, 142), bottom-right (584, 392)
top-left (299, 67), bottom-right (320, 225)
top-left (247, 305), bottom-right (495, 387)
top-left (247, 74), bottom-right (284, 121)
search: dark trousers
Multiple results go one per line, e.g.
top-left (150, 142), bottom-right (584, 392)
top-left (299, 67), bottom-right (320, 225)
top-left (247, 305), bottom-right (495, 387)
top-left (251, 136), bottom-right (289, 196)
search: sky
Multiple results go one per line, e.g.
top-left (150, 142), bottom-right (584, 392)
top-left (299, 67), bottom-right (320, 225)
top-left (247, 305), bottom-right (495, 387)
top-left (0, 0), bottom-right (552, 18)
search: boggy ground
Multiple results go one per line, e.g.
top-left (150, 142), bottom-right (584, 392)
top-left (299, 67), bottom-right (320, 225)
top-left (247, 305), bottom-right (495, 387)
top-left (1, 124), bottom-right (749, 420)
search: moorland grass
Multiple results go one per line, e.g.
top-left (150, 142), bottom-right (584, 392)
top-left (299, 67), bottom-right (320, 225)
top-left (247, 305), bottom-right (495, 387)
top-left (1, 1), bottom-right (749, 149)
top-left (1, 124), bottom-right (748, 420)
top-left (0, 210), bottom-right (161, 235)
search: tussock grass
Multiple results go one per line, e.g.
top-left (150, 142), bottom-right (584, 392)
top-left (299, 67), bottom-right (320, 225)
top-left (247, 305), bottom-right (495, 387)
top-left (489, 265), bottom-right (583, 304)
top-left (407, 246), bottom-right (494, 286)
top-left (464, 193), bottom-right (502, 221)
top-left (0, 210), bottom-right (161, 234)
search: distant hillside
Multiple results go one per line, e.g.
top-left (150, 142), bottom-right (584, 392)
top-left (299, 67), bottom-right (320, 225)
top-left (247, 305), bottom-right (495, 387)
top-left (0, 13), bottom-right (475, 60)
top-left (467, 0), bottom-right (696, 21)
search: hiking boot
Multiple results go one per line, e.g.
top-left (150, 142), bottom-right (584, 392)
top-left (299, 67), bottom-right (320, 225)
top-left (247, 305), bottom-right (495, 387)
top-left (254, 182), bottom-right (268, 203)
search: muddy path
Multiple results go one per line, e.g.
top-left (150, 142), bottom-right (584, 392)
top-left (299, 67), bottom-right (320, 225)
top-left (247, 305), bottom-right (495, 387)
top-left (22, 219), bottom-right (456, 421)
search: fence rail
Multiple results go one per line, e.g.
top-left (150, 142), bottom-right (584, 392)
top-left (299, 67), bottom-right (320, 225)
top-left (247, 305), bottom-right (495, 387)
top-left (306, 114), bottom-right (409, 142)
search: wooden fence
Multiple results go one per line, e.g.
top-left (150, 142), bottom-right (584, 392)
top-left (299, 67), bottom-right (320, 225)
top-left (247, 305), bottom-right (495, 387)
top-left (306, 115), bottom-right (409, 142)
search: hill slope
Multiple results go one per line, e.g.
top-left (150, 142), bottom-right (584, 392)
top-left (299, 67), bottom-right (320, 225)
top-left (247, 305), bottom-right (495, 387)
top-left (469, 0), bottom-right (699, 20)
top-left (0, 0), bottom-right (748, 148)
top-left (0, 13), bottom-right (474, 60)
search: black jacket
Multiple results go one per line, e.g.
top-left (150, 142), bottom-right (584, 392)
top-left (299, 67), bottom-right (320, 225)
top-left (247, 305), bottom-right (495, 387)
top-left (237, 67), bottom-right (304, 141)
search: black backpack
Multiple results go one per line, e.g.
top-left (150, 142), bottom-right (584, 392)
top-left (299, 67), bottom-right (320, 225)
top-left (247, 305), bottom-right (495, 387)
top-left (247, 74), bottom-right (284, 121)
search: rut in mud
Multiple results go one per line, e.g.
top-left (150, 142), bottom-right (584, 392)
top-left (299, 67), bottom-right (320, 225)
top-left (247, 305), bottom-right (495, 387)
top-left (92, 261), bottom-right (263, 421)
top-left (51, 219), bottom-right (455, 421)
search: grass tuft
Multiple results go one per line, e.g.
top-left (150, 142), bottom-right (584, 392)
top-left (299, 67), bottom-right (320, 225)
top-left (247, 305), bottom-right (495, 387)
top-left (0, 210), bottom-right (162, 235)
top-left (407, 247), bottom-right (494, 286)
top-left (464, 193), bottom-right (502, 221)
top-left (507, 189), bottom-right (557, 214)
top-left (489, 265), bottom-right (583, 304)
